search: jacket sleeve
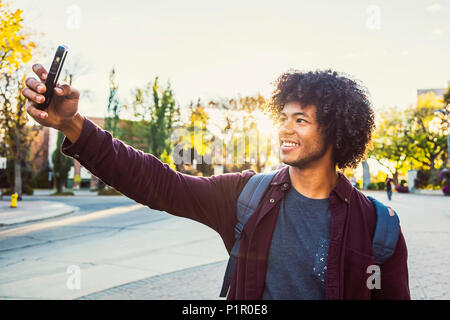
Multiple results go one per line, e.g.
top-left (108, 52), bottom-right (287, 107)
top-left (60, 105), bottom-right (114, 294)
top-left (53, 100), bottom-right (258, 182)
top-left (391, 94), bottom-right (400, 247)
top-left (61, 117), bottom-right (255, 249)
top-left (371, 226), bottom-right (411, 300)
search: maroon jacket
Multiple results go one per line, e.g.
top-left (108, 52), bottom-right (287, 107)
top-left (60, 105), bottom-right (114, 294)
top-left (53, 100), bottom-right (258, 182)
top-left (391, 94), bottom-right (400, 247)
top-left (62, 117), bottom-right (410, 300)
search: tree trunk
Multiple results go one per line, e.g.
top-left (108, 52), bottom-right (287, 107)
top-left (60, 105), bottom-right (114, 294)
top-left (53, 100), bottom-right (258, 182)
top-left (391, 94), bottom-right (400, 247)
top-left (57, 177), bottom-right (64, 193)
top-left (14, 159), bottom-right (22, 200)
top-left (430, 156), bottom-right (435, 170)
top-left (393, 171), bottom-right (399, 185)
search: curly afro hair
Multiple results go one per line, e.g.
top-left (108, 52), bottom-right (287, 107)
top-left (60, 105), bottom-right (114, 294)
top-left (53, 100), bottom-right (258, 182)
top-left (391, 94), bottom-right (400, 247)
top-left (266, 69), bottom-right (376, 169)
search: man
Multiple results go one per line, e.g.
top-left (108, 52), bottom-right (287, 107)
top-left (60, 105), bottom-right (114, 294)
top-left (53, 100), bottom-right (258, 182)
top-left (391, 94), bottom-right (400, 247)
top-left (23, 66), bottom-right (410, 299)
top-left (386, 177), bottom-right (393, 201)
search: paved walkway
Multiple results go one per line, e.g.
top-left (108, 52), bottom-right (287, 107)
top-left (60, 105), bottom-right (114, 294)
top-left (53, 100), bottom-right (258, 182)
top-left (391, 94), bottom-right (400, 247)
top-left (78, 190), bottom-right (450, 300)
top-left (79, 260), bottom-right (228, 300)
top-left (2, 190), bottom-right (449, 299)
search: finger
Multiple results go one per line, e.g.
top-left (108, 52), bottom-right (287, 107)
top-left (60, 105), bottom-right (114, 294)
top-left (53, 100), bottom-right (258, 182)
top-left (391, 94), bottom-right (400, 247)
top-left (22, 87), bottom-right (45, 104)
top-left (54, 83), bottom-right (79, 99)
top-left (25, 77), bottom-right (46, 94)
top-left (32, 64), bottom-right (48, 82)
top-left (26, 103), bottom-right (48, 120)
top-left (54, 83), bottom-right (64, 95)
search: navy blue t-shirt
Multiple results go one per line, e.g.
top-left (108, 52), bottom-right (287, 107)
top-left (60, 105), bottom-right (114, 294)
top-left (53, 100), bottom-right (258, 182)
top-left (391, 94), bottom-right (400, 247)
top-left (262, 186), bottom-right (332, 300)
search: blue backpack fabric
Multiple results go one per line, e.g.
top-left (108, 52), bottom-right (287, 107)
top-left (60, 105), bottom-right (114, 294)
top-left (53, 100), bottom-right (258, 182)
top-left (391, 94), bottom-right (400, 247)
top-left (219, 170), bottom-right (400, 298)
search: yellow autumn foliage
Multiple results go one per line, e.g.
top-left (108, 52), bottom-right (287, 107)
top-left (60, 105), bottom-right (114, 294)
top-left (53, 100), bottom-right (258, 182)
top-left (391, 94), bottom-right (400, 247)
top-left (0, 0), bottom-right (37, 73)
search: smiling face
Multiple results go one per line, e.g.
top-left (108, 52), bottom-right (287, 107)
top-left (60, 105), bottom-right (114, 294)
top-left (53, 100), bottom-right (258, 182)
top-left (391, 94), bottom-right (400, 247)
top-left (278, 101), bottom-right (333, 169)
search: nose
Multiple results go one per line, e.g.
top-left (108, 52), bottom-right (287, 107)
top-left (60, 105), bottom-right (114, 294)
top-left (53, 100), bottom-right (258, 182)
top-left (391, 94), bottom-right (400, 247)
top-left (278, 118), bottom-right (295, 136)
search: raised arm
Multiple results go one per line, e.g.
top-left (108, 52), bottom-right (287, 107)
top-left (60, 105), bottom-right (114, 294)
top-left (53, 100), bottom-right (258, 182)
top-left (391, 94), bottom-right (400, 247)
top-left (22, 63), bottom-right (255, 252)
top-left (61, 117), bottom-right (255, 241)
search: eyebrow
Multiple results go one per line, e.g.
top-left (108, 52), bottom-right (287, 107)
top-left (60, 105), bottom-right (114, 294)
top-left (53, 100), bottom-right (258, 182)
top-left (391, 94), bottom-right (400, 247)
top-left (280, 112), bottom-right (310, 119)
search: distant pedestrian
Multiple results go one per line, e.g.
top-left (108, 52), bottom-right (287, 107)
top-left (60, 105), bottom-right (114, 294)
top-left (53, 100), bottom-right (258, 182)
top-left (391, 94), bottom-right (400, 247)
top-left (386, 177), bottom-right (393, 201)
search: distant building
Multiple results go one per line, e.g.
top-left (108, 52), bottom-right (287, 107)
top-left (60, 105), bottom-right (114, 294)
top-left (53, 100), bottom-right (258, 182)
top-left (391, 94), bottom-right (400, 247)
top-left (69, 117), bottom-right (105, 189)
top-left (417, 81), bottom-right (450, 99)
top-left (31, 117), bottom-right (106, 190)
top-left (30, 126), bottom-right (50, 172)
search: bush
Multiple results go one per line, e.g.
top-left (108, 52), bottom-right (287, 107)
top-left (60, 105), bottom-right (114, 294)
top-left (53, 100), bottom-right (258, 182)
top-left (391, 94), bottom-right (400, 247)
top-left (377, 181), bottom-right (386, 190)
top-left (440, 168), bottom-right (450, 195)
top-left (6, 158), bottom-right (34, 195)
top-left (443, 185), bottom-right (450, 195)
top-left (3, 188), bottom-right (13, 195)
top-left (414, 169), bottom-right (441, 189)
top-left (32, 168), bottom-right (52, 189)
top-left (23, 184), bottom-right (34, 195)
top-left (439, 168), bottom-right (450, 185)
top-left (0, 169), bottom-right (10, 188)
top-left (414, 170), bottom-right (428, 189)
top-left (395, 184), bottom-right (409, 193)
top-left (3, 186), bottom-right (33, 195)
top-left (367, 183), bottom-right (378, 190)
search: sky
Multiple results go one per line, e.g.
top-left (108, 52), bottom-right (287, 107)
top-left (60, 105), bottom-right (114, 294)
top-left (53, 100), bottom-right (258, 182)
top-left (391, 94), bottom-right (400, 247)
top-left (9, 0), bottom-right (450, 177)
top-left (12, 0), bottom-right (450, 116)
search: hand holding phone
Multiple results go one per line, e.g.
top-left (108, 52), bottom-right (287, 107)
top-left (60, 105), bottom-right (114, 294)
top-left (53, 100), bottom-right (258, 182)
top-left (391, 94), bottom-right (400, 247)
top-left (36, 45), bottom-right (69, 110)
top-left (22, 45), bottom-right (82, 141)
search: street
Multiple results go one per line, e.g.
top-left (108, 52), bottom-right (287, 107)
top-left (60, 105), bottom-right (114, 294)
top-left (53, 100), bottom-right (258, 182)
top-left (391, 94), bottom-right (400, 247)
top-left (0, 191), bottom-right (449, 300)
top-left (0, 195), bottom-right (229, 299)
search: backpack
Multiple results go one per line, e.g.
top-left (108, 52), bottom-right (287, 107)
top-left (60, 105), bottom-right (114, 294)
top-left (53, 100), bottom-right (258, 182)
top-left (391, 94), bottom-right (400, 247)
top-left (219, 170), bottom-right (400, 297)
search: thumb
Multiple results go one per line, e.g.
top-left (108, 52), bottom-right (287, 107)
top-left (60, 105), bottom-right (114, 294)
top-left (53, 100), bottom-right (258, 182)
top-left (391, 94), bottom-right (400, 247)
top-left (54, 83), bottom-right (80, 99)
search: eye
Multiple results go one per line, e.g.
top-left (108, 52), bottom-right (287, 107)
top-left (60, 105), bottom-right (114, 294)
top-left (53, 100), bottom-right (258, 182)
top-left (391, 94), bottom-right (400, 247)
top-left (296, 118), bottom-right (307, 123)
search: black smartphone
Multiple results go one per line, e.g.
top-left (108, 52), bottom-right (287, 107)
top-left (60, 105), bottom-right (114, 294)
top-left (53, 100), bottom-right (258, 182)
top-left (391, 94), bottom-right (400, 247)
top-left (36, 45), bottom-right (69, 110)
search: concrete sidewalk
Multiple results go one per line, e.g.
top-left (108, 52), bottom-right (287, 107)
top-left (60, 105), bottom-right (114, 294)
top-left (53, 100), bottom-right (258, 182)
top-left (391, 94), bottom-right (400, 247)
top-left (0, 199), bottom-right (78, 226)
top-left (78, 260), bottom-right (228, 300)
top-left (32, 189), bottom-right (101, 197)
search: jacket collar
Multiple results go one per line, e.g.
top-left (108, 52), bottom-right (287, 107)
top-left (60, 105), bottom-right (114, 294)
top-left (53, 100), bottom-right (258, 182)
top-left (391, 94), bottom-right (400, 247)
top-left (270, 165), bottom-right (353, 203)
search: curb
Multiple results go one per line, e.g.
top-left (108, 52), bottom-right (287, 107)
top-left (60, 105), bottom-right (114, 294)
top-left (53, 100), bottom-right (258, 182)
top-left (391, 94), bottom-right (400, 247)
top-left (0, 201), bottom-right (79, 227)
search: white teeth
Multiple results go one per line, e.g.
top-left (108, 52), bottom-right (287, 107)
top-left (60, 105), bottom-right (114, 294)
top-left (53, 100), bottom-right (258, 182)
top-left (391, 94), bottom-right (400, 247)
top-left (282, 142), bottom-right (299, 147)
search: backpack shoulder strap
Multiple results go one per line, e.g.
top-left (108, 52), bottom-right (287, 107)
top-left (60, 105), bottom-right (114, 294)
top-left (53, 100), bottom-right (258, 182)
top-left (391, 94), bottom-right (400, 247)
top-left (235, 170), bottom-right (280, 240)
top-left (219, 169), bottom-right (280, 297)
top-left (367, 196), bottom-right (401, 265)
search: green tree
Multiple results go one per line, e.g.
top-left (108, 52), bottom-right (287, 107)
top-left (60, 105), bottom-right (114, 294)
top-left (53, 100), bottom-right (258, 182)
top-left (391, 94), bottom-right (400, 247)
top-left (239, 94), bottom-right (267, 171)
top-left (122, 77), bottom-right (179, 160)
top-left (369, 107), bottom-right (411, 184)
top-left (51, 131), bottom-right (73, 193)
top-left (208, 94), bottom-right (269, 172)
top-left (0, 2), bottom-right (38, 199)
top-left (437, 86), bottom-right (450, 167)
top-left (186, 99), bottom-right (213, 176)
top-left (404, 92), bottom-right (447, 171)
top-left (0, 2), bottom-right (36, 72)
